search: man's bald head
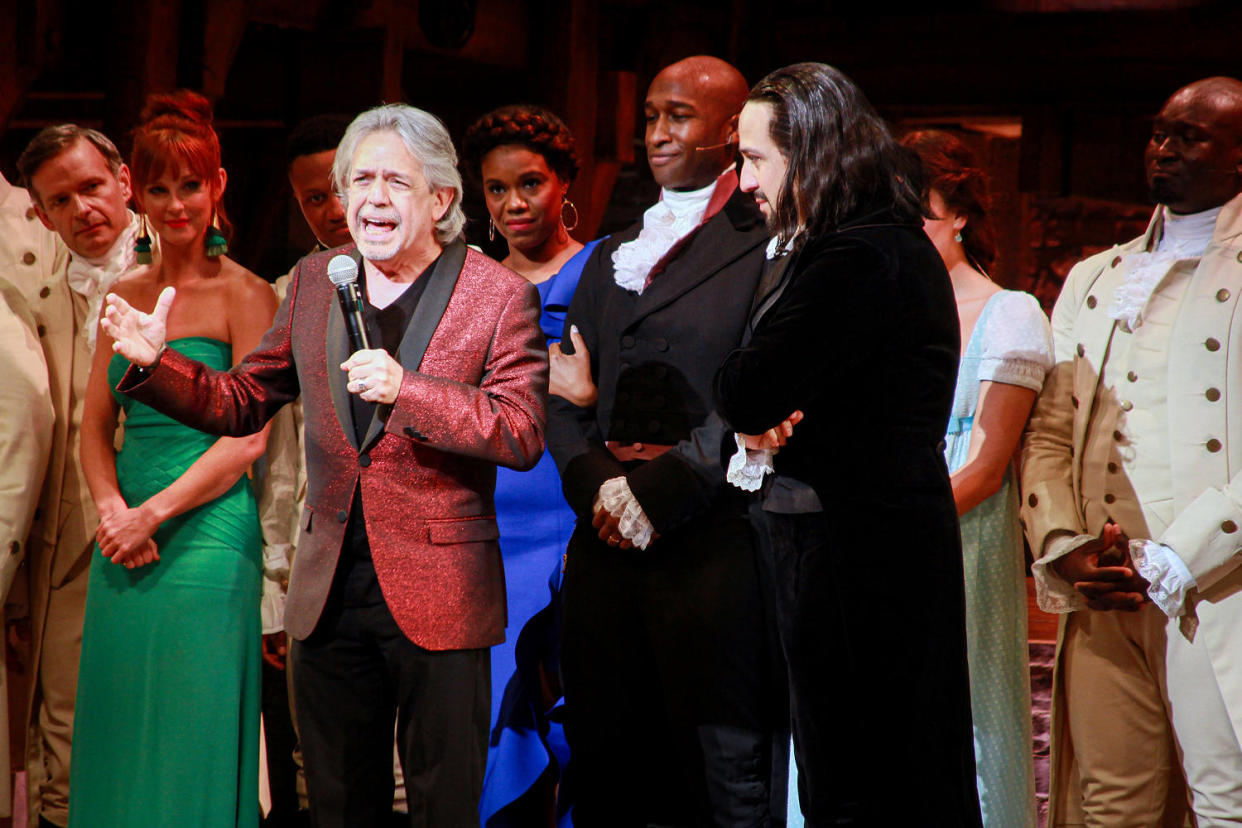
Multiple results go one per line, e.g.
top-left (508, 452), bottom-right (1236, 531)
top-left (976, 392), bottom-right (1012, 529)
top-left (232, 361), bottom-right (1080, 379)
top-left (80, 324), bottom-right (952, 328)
top-left (1147, 76), bottom-right (1242, 213)
top-left (644, 56), bottom-right (749, 191)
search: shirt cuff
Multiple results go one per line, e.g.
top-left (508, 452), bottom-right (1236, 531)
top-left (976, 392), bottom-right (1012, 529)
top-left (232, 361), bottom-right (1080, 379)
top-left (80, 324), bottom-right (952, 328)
top-left (263, 542), bottom-right (292, 577)
top-left (726, 432), bottom-right (775, 492)
top-left (1130, 540), bottom-right (1197, 618)
top-left (1030, 532), bottom-right (1090, 613)
top-left (596, 476), bottom-right (655, 550)
top-left (260, 578), bottom-right (286, 635)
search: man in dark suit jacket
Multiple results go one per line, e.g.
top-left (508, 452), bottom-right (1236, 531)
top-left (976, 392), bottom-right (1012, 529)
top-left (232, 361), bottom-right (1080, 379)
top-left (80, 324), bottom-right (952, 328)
top-left (103, 104), bottom-right (546, 828)
top-left (548, 56), bottom-right (784, 826)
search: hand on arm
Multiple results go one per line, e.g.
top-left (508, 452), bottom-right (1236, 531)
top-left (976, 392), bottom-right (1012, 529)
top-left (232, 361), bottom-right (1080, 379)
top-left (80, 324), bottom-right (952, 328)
top-left (101, 287), bottom-right (174, 366)
top-left (549, 325), bottom-right (598, 408)
top-left (741, 409), bottom-right (804, 451)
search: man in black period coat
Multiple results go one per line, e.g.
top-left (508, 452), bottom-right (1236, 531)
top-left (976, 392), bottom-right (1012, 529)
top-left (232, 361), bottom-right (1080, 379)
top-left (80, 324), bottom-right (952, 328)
top-left (548, 55), bottom-right (783, 827)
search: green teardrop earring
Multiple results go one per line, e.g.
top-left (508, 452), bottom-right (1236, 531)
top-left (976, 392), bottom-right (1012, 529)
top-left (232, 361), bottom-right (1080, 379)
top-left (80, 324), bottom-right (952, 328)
top-left (205, 226), bottom-right (228, 258)
top-left (135, 214), bottom-right (153, 265)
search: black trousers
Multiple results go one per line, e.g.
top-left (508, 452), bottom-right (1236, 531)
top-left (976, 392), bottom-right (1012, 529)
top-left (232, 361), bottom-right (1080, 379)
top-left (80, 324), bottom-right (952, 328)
top-left (289, 552), bottom-right (489, 828)
top-left (561, 505), bottom-right (782, 827)
top-left (760, 499), bottom-right (982, 827)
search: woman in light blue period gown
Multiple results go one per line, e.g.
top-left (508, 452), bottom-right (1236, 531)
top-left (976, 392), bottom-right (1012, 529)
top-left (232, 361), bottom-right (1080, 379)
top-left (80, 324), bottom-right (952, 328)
top-left (898, 129), bottom-right (1051, 828)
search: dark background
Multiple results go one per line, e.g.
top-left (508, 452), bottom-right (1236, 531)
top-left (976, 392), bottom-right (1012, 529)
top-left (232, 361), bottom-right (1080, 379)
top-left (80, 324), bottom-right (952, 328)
top-left (3, 0), bottom-right (1239, 302)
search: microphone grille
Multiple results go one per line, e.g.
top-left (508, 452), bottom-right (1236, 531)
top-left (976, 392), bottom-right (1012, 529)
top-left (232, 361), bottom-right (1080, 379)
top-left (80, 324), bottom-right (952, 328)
top-left (327, 255), bottom-right (358, 286)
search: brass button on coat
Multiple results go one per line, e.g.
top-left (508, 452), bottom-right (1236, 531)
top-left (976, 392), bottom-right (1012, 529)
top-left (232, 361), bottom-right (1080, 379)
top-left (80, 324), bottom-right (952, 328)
top-left (1086, 295), bottom-right (1097, 309)
top-left (1120, 400), bottom-right (1133, 411)
top-left (1206, 337), bottom-right (1221, 352)
top-left (1207, 438), bottom-right (1223, 453)
top-left (1107, 462), bottom-right (1119, 473)
top-left (1113, 430), bottom-right (1125, 442)
top-left (1112, 256), bottom-right (1122, 268)
top-left (1104, 494), bottom-right (1116, 504)
top-left (1028, 493), bottom-right (1038, 507)
top-left (1223, 520), bottom-right (1239, 534)
top-left (1207, 387), bottom-right (1222, 402)
top-left (39, 286), bottom-right (50, 298)
top-left (1127, 371), bottom-right (1138, 382)
top-left (22, 252), bottom-right (35, 266)
top-left (1071, 395), bottom-right (1079, 408)
top-left (1076, 343), bottom-right (1085, 357)
top-left (1218, 288), bottom-right (1232, 302)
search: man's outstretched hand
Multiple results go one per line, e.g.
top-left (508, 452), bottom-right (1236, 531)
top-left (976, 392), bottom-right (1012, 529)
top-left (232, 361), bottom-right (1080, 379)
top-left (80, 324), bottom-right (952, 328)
top-left (101, 286), bottom-right (175, 367)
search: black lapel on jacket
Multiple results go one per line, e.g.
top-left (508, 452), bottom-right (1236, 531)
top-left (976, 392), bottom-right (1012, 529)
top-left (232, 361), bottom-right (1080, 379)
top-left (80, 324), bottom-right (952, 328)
top-left (325, 249), bottom-right (362, 450)
top-left (747, 252), bottom-right (795, 333)
top-left (358, 239), bottom-right (468, 452)
top-left (626, 190), bottom-right (766, 324)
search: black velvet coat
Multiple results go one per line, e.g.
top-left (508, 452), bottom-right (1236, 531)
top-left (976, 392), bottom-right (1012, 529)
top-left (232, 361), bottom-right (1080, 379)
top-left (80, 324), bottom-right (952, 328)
top-left (715, 204), bottom-right (985, 826)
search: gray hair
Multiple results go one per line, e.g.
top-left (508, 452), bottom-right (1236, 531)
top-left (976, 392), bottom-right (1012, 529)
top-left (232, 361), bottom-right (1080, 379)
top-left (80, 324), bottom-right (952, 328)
top-left (18, 125), bottom-right (125, 205)
top-left (333, 104), bottom-right (465, 244)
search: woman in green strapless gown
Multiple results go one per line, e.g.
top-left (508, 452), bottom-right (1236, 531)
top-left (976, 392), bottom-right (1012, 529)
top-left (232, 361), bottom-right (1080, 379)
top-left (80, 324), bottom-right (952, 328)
top-left (73, 90), bottom-right (278, 828)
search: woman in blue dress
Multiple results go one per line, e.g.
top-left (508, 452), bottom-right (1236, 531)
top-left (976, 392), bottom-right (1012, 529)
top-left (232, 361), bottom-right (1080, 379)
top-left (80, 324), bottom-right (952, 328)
top-left (903, 129), bottom-right (1052, 828)
top-left (462, 105), bottom-right (600, 827)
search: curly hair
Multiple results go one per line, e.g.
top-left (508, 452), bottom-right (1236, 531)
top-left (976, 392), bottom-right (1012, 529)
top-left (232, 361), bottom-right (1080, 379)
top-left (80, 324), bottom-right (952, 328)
top-left (131, 89), bottom-right (232, 240)
top-left (460, 105), bottom-right (579, 185)
top-left (901, 129), bottom-right (997, 275)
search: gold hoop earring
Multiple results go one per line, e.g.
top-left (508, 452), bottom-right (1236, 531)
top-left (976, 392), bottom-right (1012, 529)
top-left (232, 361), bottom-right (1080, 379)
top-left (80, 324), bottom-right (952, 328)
top-left (561, 198), bottom-right (579, 233)
top-left (488, 217), bottom-right (496, 242)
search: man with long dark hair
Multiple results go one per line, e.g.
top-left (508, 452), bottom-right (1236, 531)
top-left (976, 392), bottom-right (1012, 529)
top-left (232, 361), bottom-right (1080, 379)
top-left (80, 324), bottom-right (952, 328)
top-left (715, 62), bottom-right (983, 826)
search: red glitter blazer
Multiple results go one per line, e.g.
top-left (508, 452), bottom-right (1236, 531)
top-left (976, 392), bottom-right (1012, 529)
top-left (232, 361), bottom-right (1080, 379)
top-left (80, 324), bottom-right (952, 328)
top-left (118, 240), bottom-right (547, 650)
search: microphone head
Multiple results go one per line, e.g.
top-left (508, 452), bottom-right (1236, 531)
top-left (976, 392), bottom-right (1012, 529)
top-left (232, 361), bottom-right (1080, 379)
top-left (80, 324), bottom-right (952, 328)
top-left (327, 254), bottom-right (359, 286)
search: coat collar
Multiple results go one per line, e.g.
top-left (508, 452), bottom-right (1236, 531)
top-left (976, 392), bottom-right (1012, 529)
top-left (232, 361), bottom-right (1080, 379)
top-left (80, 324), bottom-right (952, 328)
top-left (1139, 190), bottom-right (1242, 251)
top-left (627, 184), bottom-right (767, 322)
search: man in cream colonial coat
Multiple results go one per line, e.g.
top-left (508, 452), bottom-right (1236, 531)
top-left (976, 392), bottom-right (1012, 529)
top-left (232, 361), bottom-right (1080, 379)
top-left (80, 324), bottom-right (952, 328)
top-left (1023, 77), bottom-right (1242, 827)
top-left (15, 125), bottom-right (148, 828)
top-left (0, 173), bottom-right (58, 822)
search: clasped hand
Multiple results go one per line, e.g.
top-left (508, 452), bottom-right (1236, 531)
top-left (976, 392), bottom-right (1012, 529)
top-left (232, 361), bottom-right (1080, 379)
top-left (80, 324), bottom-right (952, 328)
top-left (97, 505), bottom-right (161, 570)
top-left (342, 350), bottom-right (402, 405)
top-left (1052, 522), bottom-right (1149, 611)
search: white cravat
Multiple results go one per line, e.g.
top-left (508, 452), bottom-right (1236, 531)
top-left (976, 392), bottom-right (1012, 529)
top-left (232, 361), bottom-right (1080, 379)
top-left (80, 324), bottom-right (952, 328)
top-left (66, 211), bottom-right (141, 352)
top-left (1109, 204), bottom-right (1221, 330)
top-left (611, 175), bottom-right (722, 294)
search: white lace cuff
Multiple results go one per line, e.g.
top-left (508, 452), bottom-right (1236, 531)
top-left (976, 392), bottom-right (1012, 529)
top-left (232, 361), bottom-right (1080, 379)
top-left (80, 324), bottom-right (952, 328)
top-left (596, 476), bottom-right (655, 550)
top-left (1030, 533), bottom-right (1090, 613)
top-left (261, 578), bottom-right (287, 635)
top-left (1130, 540), bottom-right (1196, 618)
top-left (260, 543), bottom-right (291, 635)
top-left (726, 432), bottom-right (775, 492)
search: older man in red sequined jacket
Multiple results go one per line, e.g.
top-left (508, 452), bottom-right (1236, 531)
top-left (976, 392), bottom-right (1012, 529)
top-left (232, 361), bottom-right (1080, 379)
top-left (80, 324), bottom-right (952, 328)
top-left (103, 104), bottom-right (546, 828)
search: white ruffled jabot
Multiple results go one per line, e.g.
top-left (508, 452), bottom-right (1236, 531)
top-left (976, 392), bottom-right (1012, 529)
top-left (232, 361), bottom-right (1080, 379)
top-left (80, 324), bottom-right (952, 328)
top-left (611, 176), bottom-right (721, 294)
top-left (66, 211), bottom-right (141, 352)
top-left (1109, 204), bottom-right (1220, 330)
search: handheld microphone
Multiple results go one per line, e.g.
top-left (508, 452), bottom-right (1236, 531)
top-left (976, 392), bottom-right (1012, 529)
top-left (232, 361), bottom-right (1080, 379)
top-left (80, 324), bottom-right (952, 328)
top-left (327, 254), bottom-right (372, 353)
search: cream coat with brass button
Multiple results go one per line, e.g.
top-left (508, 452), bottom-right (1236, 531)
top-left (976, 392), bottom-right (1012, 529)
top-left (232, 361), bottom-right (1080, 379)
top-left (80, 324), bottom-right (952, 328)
top-left (1023, 192), bottom-right (1242, 825)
